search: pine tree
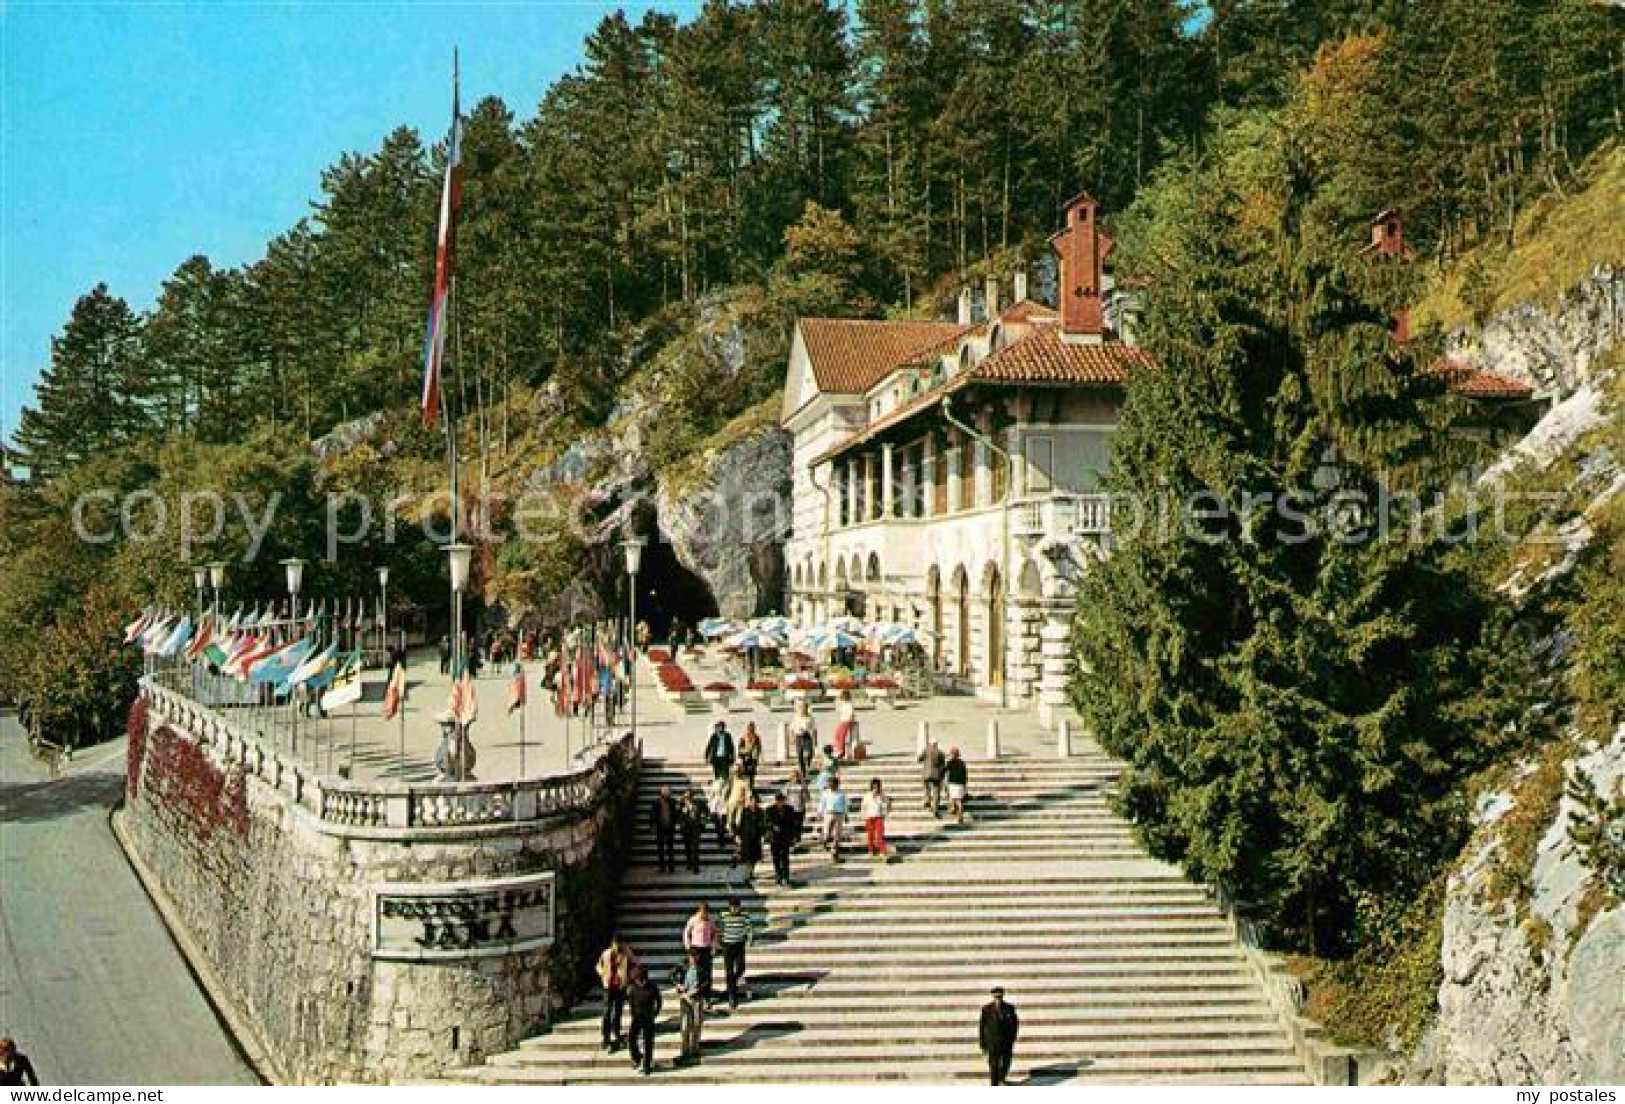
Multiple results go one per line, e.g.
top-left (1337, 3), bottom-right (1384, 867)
top-left (14, 285), bottom-right (149, 480)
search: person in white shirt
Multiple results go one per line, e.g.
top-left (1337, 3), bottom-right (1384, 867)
top-left (861, 777), bottom-right (892, 858)
top-left (832, 690), bottom-right (858, 759)
top-left (818, 775), bottom-right (850, 862)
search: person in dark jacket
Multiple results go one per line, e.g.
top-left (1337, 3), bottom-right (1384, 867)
top-left (679, 790), bottom-right (704, 872)
top-left (945, 746), bottom-right (969, 823)
top-left (734, 792), bottom-right (765, 882)
top-left (918, 739), bottom-right (947, 817)
top-left (650, 786), bottom-right (679, 873)
top-left (703, 720), bottom-right (735, 782)
top-left (979, 987), bottom-right (1020, 1085)
top-left (766, 790), bottom-right (798, 886)
top-left (0, 1039), bottom-right (40, 1086)
top-left (625, 966), bottom-right (662, 1075)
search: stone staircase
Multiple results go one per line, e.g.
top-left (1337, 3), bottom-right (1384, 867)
top-left (454, 751), bottom-right (1312, 1084)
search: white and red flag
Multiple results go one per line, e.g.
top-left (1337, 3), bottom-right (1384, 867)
top-left (507, 664), bottom-right (527, 715)
top-left (382, 661), bottom-right (407, 720)
top-left (420, 62), bottom-right (463, 427)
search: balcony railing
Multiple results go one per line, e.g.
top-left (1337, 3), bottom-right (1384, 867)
top-left (138, 675), bottom-right (637, 838)
top-left (1011, 493), bottom-right (1112, 538)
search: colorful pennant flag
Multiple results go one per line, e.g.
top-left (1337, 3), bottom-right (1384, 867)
top-left (507, 663), bottom-right (526, 714)
top-left (382, 661), bottom-right (407, 720)
top-left (320, 650), bottom-right (365, 712)
top-left (420, 64), bottom-right (463, 427)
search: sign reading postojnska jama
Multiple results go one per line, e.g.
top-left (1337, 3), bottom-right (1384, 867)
top-left (372, 872), bottom-right (556, 961)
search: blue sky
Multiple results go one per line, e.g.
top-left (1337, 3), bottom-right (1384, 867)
top-left (1, 1), bottom-right (684, 445)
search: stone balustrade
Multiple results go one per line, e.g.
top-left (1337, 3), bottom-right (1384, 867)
top-left (139, 675), bottom-right (636, 838)
top-left (1011, 491), bottom-right (1113, 538)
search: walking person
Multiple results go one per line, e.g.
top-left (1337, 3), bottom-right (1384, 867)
top-left (831, 690), bottom-right (857, 760)
top-left (650, 785), bottom-right (679, 874)
top-left (818, 774), bottom-right (850, 862)
top-left (625, 965), bottom-right (662, 1076)
top-left (704, 719), bottom-right (735, 783)
top-left (676, 948), bottom-right (705, 1066)
top-left (718, 897), bottom-right (756, 1009)
top-left (738, 722), bottom-right (763, 785)
top-left (979, 987), bottom-right (1020, 1085)
top-left (735, 791), bottom-right (765, 883)
top-left (682, 902), bottom-right (719, 1005)
top-left (789, 699), bottom-right (818, 776)
top-left (918, 738), bottom-right (946, 817)
top-left (679, 789), bottom-right (704, 872)
top-left (708, 776), bottom-right (731, 852)
top-left (437, 634), bottom-right (451, 675)
top-left (596, 932), bottom-right (639, 1053)
top-left (784, 768), bottom-right (810, 845)
top-left (767, 790), bottom-right (798, 886)
top-left (0, 1039), bottom-right (40, 1086)
top-left (861, 777), bottom-right (892, 859)
top-left (945, 746), bottom-right (969, 823)
top-left (725, 764), bottom-right (752, 837)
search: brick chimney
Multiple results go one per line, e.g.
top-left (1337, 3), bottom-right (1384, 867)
top-left (1049, 192), bottom-right (1113, 343)
top-left (984, 275), bottom-right (1000, 320)
top-left (1013, 269), bottom-right (1028, 304)
top-left (1363, 209), bottom-right (1410, 341)
top-left (957, 287), bottom-right (973, 326)
top-left (1369, 209), bottom-right (1404, 257)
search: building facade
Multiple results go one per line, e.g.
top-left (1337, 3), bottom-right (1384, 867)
top-left (779, 196), bottom-right (1537, 726)
top-left (781, 193), bottom-right (1145, 724)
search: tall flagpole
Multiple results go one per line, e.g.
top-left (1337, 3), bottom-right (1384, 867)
top-left (518, 664), bottom-right (527, 780)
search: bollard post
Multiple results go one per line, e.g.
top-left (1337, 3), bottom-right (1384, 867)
top-left (916, 720), bottom-right (930, 756)
top-left (1057, 716), bottom-right (1072, 759)
top-left (985, 719), bottom-right (1001, 760)
top-left (777, 721), bottom-right (790, 764)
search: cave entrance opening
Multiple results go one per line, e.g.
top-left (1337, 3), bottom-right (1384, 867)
top-left (633, 537), bottom-right (719, 642)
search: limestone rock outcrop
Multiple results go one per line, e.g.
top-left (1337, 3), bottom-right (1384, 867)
top-left (1412, 727), bottom-right (1623, 1084)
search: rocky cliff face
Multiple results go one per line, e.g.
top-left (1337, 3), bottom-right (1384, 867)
top-left (655, 425), bottom-right (791, 620)
top-left (1410, 726), bottom-right (1624, 1084)
top-left (1447, 264), bottom-right (1623, 400)
top-left (1401, 262), bottom-right (1625, 1085)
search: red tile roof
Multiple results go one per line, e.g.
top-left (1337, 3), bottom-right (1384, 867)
top-left (1431, 360), bottom-right (1535, 399)
top-left (971, 326), bottom-right (1155, 385)
top-left (797, 318), bottom-right (969, 393)
top-left (997, 299), bottom-right (1058, 324)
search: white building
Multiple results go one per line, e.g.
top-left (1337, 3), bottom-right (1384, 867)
top-left (780, 196), bottom-right (1539, 725)
top-left (780, 193), bottom-right (1143, 724)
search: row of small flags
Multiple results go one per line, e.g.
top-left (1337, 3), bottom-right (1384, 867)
top-left (124, 607), bottom-right (363, 712)
top-left (124, 608), bottom-right (614, 731)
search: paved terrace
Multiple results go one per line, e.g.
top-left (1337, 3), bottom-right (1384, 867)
top-left (148, 644), bottom-right (1076, 787)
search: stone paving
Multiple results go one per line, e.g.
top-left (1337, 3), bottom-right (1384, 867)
top-left (171, 641), bottom-right (1073, 786)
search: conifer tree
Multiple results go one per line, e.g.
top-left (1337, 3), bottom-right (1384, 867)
top-left (13, 285), bottom-right (149, 480)
top-left (1071, 115), bottom-right (1525, 953)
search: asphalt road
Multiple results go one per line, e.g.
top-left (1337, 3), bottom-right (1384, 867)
top-left (0, 711), bottom-right (257, 1085)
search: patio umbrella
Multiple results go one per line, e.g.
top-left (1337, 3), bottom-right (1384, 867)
top-left (826, 615), bottom-right (864, 632)
top-left (809, 628), bottom-right (863, 651)
top-left (725, 627), bottom-right (786, 651)
top-left (699, 617), bottom-right (739, 638)
top-left (752, 615), bottom-right (792, 634)
top-left (877, 626), bottom-right (929, 647)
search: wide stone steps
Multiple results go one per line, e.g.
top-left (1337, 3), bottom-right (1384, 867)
top-left (456, 755), bottom-right (1310, 1085)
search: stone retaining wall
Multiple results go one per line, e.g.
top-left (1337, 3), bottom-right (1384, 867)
top-left (119, 690), bottom-right (639, 1084)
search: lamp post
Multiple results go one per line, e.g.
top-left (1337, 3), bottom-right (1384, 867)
top-left (377, 566), bottom-right (390, 662)
top-left (621, 536), bottom-right (645, 741)
top-left (281, 558), bottom-right (307, 625)
top-left (445, 543), bottom-right (473, 677)
top-left (207, 561), bottom-right (226, 622)
top-left (192, 565), bottom-right (208, 621)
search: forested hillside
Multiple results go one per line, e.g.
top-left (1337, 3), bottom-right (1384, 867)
top-left (3, 0), bottom-right (1620, 758)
